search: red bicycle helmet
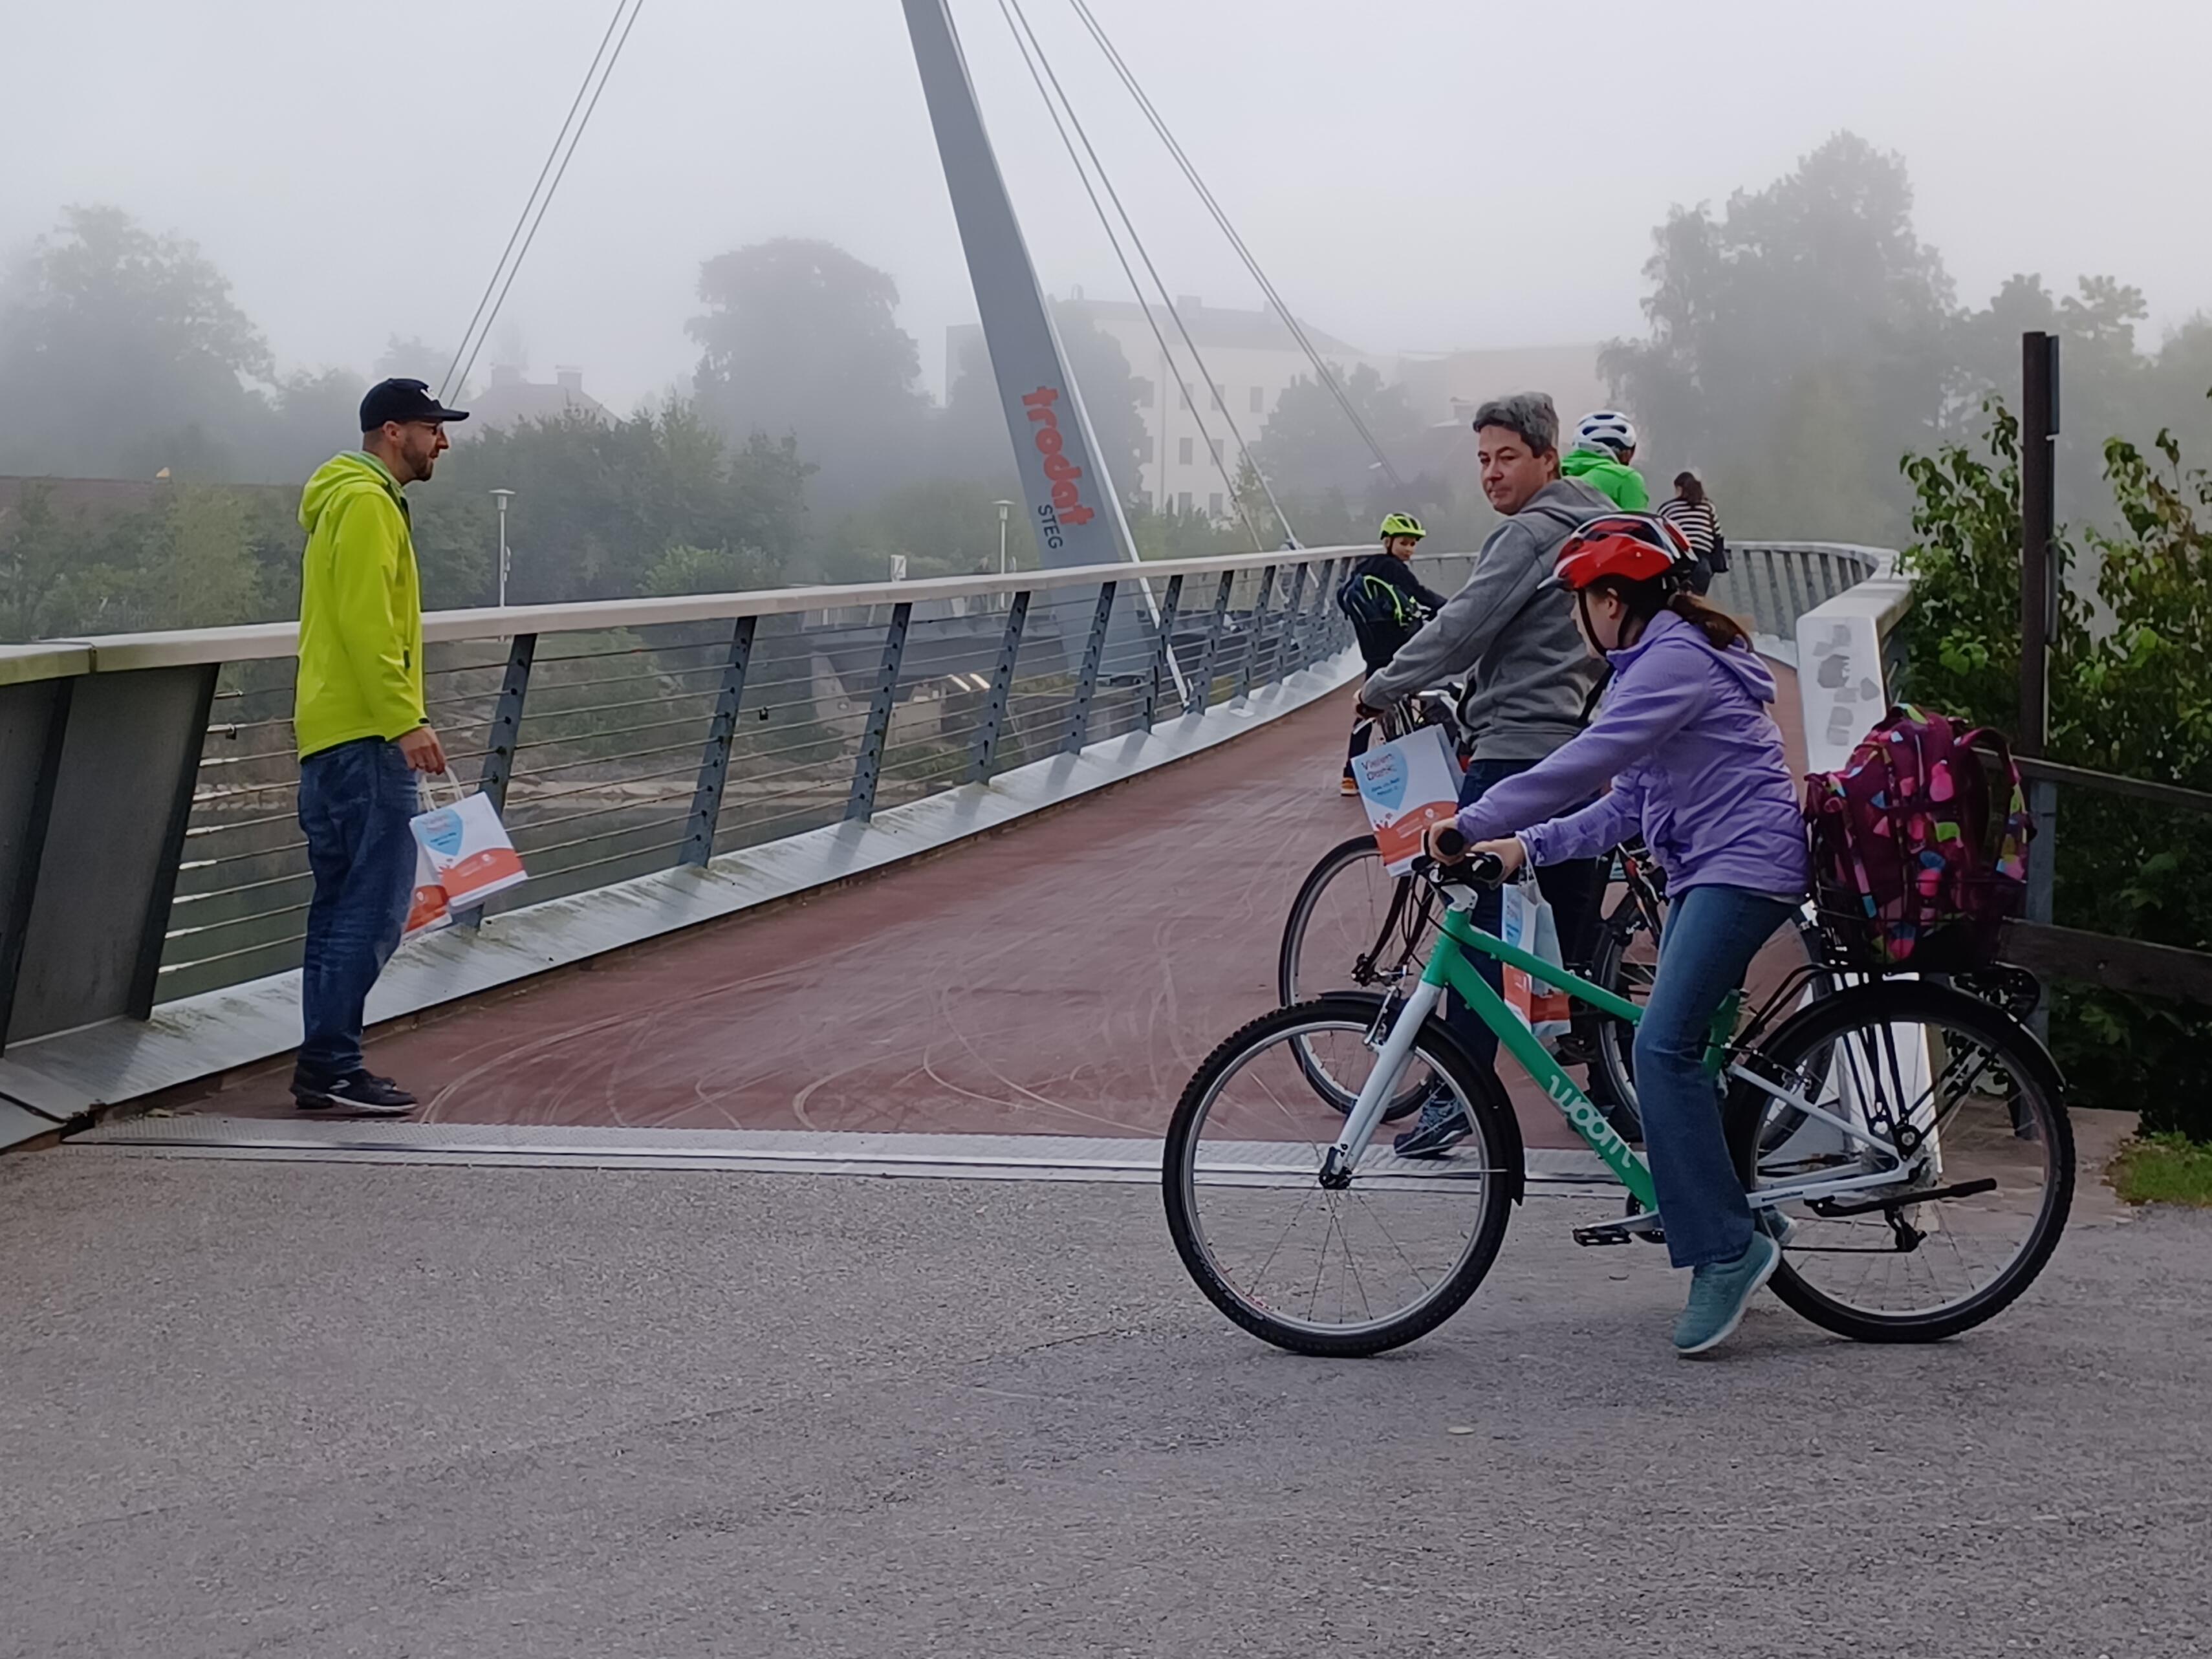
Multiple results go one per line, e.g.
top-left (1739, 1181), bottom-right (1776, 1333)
top-left (1544, 514), bottom-right (1697, 593)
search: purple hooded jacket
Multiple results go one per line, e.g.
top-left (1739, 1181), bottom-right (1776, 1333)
top-left (1457, 609), bottom-right (1809, 898)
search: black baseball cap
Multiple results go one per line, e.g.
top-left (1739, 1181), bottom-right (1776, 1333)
top-left (359, 377), bottom-right (470, 433)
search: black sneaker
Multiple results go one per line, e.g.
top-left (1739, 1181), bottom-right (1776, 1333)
top-left (292, 1070), bottom-right (418, 1116)
top-left (1392, 1097), bottom-right (1471, 1159)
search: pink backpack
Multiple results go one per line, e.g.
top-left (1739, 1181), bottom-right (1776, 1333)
top-left (1804, 704), bottom-right (2033, 968)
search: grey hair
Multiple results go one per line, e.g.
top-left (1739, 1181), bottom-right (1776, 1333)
top-left (1469, 393), bottom-right (1560, 457)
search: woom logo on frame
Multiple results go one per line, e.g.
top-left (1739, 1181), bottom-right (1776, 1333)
top-left (1021, 385), bottom-right (1096, 550)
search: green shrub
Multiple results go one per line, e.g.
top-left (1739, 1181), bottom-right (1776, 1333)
top-left (1898, 399), bottom-right (2212, 1135)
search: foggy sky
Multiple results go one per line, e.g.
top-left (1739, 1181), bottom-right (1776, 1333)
top-left (8, 0), bottom-right (2209, 413)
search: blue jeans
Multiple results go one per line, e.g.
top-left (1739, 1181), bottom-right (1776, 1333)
top-left (1634, 884), bottom-right (1797, 1269)
top-left (297, 738), bottom-right (420, 1083)
top-left (1441, 759), bottom-right (1604, 1068)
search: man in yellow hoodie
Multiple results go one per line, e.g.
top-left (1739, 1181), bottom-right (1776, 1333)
top-left (291, 377), bottom-right (466, 1114)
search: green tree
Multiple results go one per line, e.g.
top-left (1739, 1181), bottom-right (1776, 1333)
top-left (1898, 399), bottom-right (2212, 1131)
top-left (0, 206), bottom-right (275, 480)
top-left (155, 485), bottom-right (261, 628)
top-left (1602, 133), bottom-right (1957, 544)
top-left (688, 238), bottom-right (931, 510)
top-left (940, 305), bottom-right (1153, 508)
top-left (1254, 363), bottom-right (1425, 528)
top-left (819, 478), bottom-right (1016, 584)
top-left (411, 400), bottom-right (810, 607)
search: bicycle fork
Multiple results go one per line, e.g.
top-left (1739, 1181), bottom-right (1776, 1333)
top-left (1319, 981), bottom-right (1447, 1187)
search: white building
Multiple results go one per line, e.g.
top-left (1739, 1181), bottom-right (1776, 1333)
top-left (948, 294), bottom-right (1384, 517)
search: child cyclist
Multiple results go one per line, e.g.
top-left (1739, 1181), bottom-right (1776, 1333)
top-left (1338, 512), bottom-right (1449, 794)
top-left (1422, 514), bottom-right (1808, 1356)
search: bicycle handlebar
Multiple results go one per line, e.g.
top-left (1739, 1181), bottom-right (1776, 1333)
top-left (1410, 831), bottom-right (1504, 889)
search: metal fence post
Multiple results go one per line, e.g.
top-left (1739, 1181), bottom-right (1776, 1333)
top-left (458, 631), bottom-right (537, 928)
top-left (1062, 582), bottom-right (1118, 754)
top-left (1239, 566), bottom-right (1279, 700)
top-left (2025, 778), bottom-right (2059, 1041)
top-left (1191, 570), bottom-right (1235, 715)
top-left (1273, 563), bottom-right (1310, 686)
top-left (970, 589), bottom-right (1030, 781)
top-left (476, 634), bottom-right (536, 814)
top-left (680, 616), bottom-right (755, 867)
top-left (1759, 549), bottom-right (1788, 638)
top-left (2021, 331), bottom-right (2061, 759)
top-left (1142, 574), bottom-right (1183, 731)
top-left (1296, 558), bottom-right (1336, 672)
top-left (845, 602), bottom-right (911, 822)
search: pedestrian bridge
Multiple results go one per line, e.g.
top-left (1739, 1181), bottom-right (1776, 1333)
top-left (0, 542), bottom-right (1890, 1161)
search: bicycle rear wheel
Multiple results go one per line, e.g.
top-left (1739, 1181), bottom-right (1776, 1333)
top-left (1163, 995), bottom-right (1517, 1357)
top-left (1277, 834), bottom-right (1437, 1120)
top-left (1726, 981), bottom-right (2072, 1343)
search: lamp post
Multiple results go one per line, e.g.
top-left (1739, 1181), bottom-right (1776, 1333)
top-left (993, 498), bottom-right (1014, 576)
top-left (489, 488), bottom-right (515, 607)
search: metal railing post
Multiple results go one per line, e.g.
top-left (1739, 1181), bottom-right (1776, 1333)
top-left (1273, 563), bottom-right (1310, 686)
top-left (1238, 566), bottom-right (1279, 700)
top-left (476, 633), bottom-right (536, 814)
top-left (2025, 777), bottom-right (2059, 1041)
top-left (1062, 582), bottom-right (1118, 754)
top-left (457, 631), bottom-right (537, 927)
top-left (681, 616), bottom-right (755, 867)
top-left (1759, 549), bottom-right (1788, 638)
top-left (970, 589), bottom-right (1030, 781)
top-left (1142, 574), bottom-right (1183, 731)
top-left (1191, 570), bottom-right (1235, 715)
top-left (1296, 558), bottom-right (1337, 673)
top-left (845, 602), bottom-right (911, 822)
top-left (1782, 551), bottom-right (1810, 631)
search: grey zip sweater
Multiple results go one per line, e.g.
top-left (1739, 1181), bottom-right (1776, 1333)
top-left (1360, 477), bottom-right (1612, 761)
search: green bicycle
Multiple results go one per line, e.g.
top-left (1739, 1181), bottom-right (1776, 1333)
top-left (1162, 845), bottom-right (2074, 1357)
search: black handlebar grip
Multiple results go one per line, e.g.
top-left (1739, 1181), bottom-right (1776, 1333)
top-left (1431, 823), bottom-right (1467, 860)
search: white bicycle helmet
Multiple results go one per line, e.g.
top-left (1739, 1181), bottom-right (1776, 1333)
top-left (1574, 409), bottom-right (1639, 455)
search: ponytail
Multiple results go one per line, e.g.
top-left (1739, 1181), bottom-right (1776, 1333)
top-left (1591, 575), bottom-right (1753, 652)
top-left (1665, 591), bottom-right (1751, 651)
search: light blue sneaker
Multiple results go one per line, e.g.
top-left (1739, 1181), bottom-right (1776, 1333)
top-left (1673, 1232), bottom-right (1781, 1356)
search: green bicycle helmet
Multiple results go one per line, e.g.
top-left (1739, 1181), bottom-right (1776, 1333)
top-left (1379, 512), bottom-right (1427, 542)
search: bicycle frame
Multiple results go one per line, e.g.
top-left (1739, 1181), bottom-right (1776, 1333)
top-left (1321, 883), bottom-right (1919, 1222)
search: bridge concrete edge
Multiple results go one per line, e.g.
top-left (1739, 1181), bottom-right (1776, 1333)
top-left (0, 650), bottom-right (1361, 1140)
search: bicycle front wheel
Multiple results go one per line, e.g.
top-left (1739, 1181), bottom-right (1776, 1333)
top-left (1163, 995), bottom-right (1517, 1357)
top-left (1727, 981), bottom-right (2072, 1344)
top-left (1277, 836), bottom-right (1438, 1121)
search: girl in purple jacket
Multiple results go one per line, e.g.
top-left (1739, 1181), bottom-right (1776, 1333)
top-left (1426, 514), bottom-right (1809, 1356)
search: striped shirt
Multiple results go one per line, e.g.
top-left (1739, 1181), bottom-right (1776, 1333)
top-left (1659, 496), bottom-right (1719, 560)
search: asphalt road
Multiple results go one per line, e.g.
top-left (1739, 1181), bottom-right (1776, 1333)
top-left (4, 1150), bottom-right (2207, 1658)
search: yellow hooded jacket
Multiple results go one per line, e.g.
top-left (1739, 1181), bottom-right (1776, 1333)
top-left (294, 451), bottom-right (424, 759)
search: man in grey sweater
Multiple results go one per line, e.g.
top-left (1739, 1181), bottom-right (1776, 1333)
top-left (1358, 393), bottom-right (1614, 1156)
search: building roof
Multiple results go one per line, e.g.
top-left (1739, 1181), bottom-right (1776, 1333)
top-left (460, 365), bottom-right (612, 435)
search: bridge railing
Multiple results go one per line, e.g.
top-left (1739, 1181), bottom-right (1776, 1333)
top-left (0, 547), bottom-right (1387, 1046)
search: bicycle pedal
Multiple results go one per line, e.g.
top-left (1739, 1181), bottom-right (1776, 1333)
top-left (1572, 1225), bottom-right (1634, 1248)
top-left (1574, 1214), bottom-right (1666, 1248)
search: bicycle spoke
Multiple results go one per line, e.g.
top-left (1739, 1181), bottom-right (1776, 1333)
top-left (1740, 988), bottom-right (2068, 1332)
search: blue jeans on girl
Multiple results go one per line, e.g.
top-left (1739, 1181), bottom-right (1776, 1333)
top-left (1632, 883), bottom-right (1798, 1268)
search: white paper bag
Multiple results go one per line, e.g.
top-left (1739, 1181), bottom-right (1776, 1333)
top-left (402, 836), bottom-right (451, 940)
top-left (1347, 723), bottom-right (1464, 876)
top-left (409, 789), bottom-right (526, 913)
top-left (1499, 874), bottom-right (1572, 1047)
